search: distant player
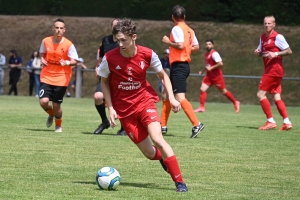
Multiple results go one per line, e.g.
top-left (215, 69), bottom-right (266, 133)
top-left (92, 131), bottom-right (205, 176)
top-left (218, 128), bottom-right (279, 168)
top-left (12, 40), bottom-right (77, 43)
top-left (39, 18), bottom-right (79, 132)
top-left (194, 39), bottom-right (240, 113)
top-left (98, 18), bottom-right (188, 192)
top-left (254, 15), bottom-right (292, 131)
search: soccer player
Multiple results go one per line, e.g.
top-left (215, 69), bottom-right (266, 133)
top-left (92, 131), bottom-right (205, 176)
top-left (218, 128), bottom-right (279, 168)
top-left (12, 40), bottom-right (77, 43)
top-left (39, 18), bottom-right (79, 132)
top-left (161, 5), bottom-right (204, 138)
top-left (254, 15), bottom-right (292, 131)
top-left (194, 39), bottom-right (240, 113)
top-left (93, 18), bottom-right (127, 136)
top-left (98, 18), bottom-right (188, 192)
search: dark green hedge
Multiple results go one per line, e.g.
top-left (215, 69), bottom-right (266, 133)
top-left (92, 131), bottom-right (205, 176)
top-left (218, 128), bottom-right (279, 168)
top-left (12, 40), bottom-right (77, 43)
top-left (1, 0), bottom-right (299, 25)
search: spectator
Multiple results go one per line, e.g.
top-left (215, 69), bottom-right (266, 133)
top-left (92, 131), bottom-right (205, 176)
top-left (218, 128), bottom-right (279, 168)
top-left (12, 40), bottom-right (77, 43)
top-left (0, 47), bottom-right (6, 95)
top-left (71, 57), bottom-right (87, 94)
top-left (7, 49), bottom-right (22, 96)
top-left (32, 51), bottom-right (41, 97)
top-left (27, 52), bottom-right (35, 96)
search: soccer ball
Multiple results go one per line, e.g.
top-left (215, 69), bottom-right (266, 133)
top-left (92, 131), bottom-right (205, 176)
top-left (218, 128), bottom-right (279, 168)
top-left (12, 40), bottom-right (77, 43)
top-left (96, 166), bottom-right (121, 190)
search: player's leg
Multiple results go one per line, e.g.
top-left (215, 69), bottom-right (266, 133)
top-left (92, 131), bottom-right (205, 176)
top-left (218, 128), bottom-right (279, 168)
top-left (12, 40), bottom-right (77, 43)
top-left (272, 85), bottom-right (292, 131)
top-left (218, 77), bottom-right (240, 113)
top-left (51, 85), bottom-right (67, 132)
top-left (93, 80), bottom-right (110, 134)
top-left (39, 83), bottom-right (55, 128)
top-left (171, 62), bottom-right (204, 138)
top-left (160, 87), bottom-right (171, 134)
top-left (257, 76), bottom-right (278, 130)
top-left (194, 79), bottom-right (210, 112)
top-left (147, 121), bottom-right (188, 192)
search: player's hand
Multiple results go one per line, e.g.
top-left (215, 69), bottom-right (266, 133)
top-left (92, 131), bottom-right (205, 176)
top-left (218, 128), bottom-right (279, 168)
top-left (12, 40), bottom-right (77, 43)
top-left (199, 70), bottom-right (203, 75)
top-left (206, 66), bottom-right (212, 71)
top-left (254, 49), bottom-right (260, 56)
top-left (59, 58), bottom-right (69, 66)
top-left (108, 107), bottom-right (118, 128)
top-left (41, 57), bottom-right (48, 67)
top-left (95, 66), bottom-right (101, 78)
top-left (162, 35), bottom-right (170, 44)
top-left (170, 99), bottom-right (181, 113)
top-left (267, 51), bottom-right (277, 59)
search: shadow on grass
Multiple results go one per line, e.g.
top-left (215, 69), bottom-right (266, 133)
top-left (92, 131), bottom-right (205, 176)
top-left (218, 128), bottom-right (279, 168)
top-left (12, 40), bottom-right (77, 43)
top-left (25, 128), bottom-right (54, 132)
top-left (73, 181), bottom-right (172, 190)
top-left (236, 126), bottom-right (258, 130)
top-left (81, 132), bottom-right (126, 136)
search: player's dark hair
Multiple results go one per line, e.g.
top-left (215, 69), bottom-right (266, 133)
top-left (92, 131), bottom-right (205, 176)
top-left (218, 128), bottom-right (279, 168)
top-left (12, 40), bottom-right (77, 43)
top-left (112, 18), bottom-right (137, 37)
top-left (205, 39), bottom-right (214, 44)
top-left (172, 5), bottom-right (186, 20)
top-left (54, 18), bottom-right (65, 24)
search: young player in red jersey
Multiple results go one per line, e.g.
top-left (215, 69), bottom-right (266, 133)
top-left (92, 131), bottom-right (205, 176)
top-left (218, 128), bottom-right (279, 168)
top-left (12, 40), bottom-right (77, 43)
top-left (194, 39), bottom-right (240, 113)
top-left (98, 18), bottom-right (188, 192)
top-left (254, 16), bottom-right (292, 131)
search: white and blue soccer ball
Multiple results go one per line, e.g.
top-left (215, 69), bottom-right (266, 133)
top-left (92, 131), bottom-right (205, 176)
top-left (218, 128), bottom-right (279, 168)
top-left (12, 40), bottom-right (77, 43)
top-left (96, 166), bottom-right (121, 190)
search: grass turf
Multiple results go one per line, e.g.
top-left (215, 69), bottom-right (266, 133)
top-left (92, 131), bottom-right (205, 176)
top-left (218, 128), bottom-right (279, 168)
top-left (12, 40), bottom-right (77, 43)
top-left (0, 96), bottom-right (299, 199)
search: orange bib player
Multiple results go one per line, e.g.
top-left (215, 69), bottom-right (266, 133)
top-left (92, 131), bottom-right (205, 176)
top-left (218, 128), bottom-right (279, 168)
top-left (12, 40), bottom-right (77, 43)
top-left (39, 18), bottom-right (79, 132)
top-left (161, 5), bottom-right (204, 138)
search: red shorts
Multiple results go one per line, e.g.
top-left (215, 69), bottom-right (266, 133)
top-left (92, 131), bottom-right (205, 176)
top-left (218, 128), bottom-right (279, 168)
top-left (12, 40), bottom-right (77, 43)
top-left (259, 75), bottom-right (282, 94)
top-left (120, 101), bottom-right (160, 144)
top-left (202, 76), bottom-right (225, 90)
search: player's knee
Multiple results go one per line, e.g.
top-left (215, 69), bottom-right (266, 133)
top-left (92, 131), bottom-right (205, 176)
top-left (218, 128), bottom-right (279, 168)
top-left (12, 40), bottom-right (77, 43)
top-left (94, 92), bottom-right (104, 101)
top-left (143, 149), bottom-right (155, 159)
top-left (39, 98), bottom-right (49, 107)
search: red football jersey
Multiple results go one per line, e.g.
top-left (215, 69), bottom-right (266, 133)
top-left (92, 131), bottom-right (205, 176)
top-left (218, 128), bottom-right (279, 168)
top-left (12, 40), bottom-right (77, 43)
top-left (100, 45), bottom-right (161, 118)
top-left (260, 31), bottom-right (284, 77)
top-left (205, 49), bottom-right (223, 79)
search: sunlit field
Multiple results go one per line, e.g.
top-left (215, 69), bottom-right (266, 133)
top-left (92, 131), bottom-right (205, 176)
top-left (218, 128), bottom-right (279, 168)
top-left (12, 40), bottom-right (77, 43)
top-left (0, 96), bottom-right (299, 199)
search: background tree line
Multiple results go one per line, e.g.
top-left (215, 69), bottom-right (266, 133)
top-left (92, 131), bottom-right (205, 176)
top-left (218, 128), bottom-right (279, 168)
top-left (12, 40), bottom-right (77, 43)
top-left (1, 0), bottom-right (300, 25)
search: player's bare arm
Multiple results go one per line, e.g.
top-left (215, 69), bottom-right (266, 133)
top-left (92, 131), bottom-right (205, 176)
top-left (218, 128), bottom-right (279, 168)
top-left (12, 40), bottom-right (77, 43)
top-left (157, 70), bottom-right (181, 113)
top-left (100, 77), bottom-right (118, 127)
top-left (207, 61), bottom-right (223, 71)
top-left (95, 58), bottom-right (103, 77)
top-left (270, 47), bottom-right (292, 58)
top-left (162, 35), bottom-right (184, 50)
top-left (191, 44), bottom-right (200, 52)
top-left (40, 53), bottom-right (48, 67)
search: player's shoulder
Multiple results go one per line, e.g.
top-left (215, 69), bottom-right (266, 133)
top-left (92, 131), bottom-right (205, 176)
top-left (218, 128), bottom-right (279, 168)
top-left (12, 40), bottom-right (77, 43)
top-left (105, 47), bottom-right (119, 56)
top-left (137, 45), bottom-right (153, 58)
top-left (102, 34), bottom-right (113, 43)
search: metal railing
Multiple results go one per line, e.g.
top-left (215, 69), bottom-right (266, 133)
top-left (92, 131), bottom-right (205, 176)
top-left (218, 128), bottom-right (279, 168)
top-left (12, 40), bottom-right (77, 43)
top-left (2, 65), bottom-right (300, 98)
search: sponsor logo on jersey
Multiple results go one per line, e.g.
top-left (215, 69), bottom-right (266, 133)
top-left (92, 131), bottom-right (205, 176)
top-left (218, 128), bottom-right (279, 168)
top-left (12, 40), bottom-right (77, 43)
top-left (140, 61), bottom-right (145, 70)
top-left (146, 109), bottom-right (156, 113)
top-left (118, 81), bottom-right (141, 90)
top-left (116, 65), bottom-right (121, 70)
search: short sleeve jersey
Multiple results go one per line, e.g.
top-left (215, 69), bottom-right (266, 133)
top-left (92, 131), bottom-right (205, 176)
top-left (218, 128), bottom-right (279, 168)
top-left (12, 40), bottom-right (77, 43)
top-left (205, 49), bottom-right (223, 79)
top-left (39, 36), bottom-right (78, 86)
top-left (99, 45), bottom-right (162, 118)
top-left (169, 22), bottom-right (198, 65)
top-left (257, 30), bottom-right (289, 77)
top-left (98, 35), bottom-right (119, 59)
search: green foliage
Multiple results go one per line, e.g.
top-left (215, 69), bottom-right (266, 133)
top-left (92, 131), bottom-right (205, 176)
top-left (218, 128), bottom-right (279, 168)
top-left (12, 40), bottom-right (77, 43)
top-left (0, 0), bottom-right (300, 25)
top-left (0, 96), bottom-right (300, 199)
